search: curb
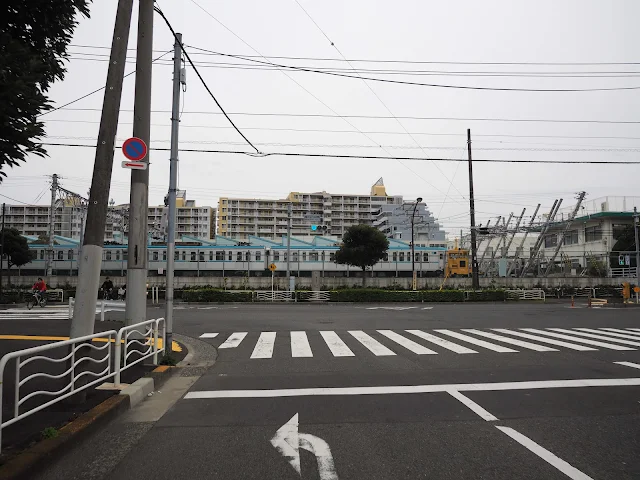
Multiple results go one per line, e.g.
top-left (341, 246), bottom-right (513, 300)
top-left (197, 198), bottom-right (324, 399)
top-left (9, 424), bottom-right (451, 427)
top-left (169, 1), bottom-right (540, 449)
top-left (0, 365), bottom-right (177, 480)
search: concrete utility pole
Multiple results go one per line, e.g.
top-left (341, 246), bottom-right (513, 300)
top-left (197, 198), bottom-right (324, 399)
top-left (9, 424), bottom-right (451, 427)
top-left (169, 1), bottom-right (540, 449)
top-left (125, 0), bottom-right (154, 326)
top-left (0, 203), bottom-right (4, 298)
top-left (634, 206), bottom-right (639, 281)
top-left (411, 197), bottom-right (422, 291)
top-left (71, 0), bottom-right (134, 339)
top-left (165, 32), bottom-right (183, 355)
top-left (46, 173), bottom-right (58, 276)
top-left (286, 202), bottom-right (292, 283)
top-left (467, 129), bottom-right (480, 289)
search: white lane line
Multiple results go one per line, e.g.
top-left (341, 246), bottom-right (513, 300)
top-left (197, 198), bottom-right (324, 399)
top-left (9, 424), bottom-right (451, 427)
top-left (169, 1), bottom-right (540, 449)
top-left (184, 377), bottom-right (640, 399)
top-left (251, 332), bottom-right (277, 359)
top-left (218, 332), bottom-right (248, 349)
top-left (550, 328), bottom-right (640, 347)
top-left (462, 329), bottom-right (557, 352)
top-left (492, 329), bottom-right (596, 351)
top-left (348, 331), bottom-right (396, 356)
top-left (496, 426), bottom-right (594, 480)
top-left (447, 390), bottom-right (498, 421)
top-left (614, 361), bottom-right (640, 370)
top-left (406, 330), bottom-right (477, 354)
top-left (422, 307), bottom-right (434, 310)
top-left (522, 328), bottom-right (634, 351)
top-left (600, 328), bottom-right (640, 338)
top-left (577, 328), bottom-right (640, 342)
top-left (199, 333), bottom-right (219, 339)
top-left (434, 329), bottom-right (518, 353)
top-left (291, 331), bottom-right (313, 358)
top-left (319, 331), bottom-right (355, 357)
top-left (377, 330), bottom-right (438, 355)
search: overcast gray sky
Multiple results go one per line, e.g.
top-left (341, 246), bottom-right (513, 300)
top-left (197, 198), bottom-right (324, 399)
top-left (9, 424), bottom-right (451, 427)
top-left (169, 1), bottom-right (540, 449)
top-left (3, 0), bottom-right (640, 236)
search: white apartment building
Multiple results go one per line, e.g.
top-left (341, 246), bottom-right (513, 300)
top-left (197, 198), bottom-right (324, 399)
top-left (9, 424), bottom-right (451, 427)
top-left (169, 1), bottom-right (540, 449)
top-left (217, 179), bottom-right (405, 240)
top-left (146, 190), bottom-right (215, 240)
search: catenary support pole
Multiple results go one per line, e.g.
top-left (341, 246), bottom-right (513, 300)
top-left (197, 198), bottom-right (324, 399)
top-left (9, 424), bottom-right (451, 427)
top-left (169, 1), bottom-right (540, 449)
top-left (71, 0), bottom-right (134, 339)
top-left (0, 203), bottom-right (4, 298)
top-left (125, 0), bottom-right (153, 326)
top-left (165, 32), bottom-right (183, 355)
top-left (286, 202), bottom-right (292, 283)
top-left (467, 129), bottom-right (480, 289)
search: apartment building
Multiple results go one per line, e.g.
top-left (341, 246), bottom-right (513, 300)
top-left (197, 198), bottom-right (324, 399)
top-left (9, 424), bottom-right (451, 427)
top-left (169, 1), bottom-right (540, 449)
top-left (146, 190), bottom-right (215, 240)
top-left (217, 179), bottom-right (437, 241)
top-left (373, 203), bottom-right (446, 246)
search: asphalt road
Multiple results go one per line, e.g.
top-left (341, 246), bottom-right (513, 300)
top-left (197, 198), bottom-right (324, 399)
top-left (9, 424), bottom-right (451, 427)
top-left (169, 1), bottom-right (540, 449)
top-left (29, 302), bottom-right (640, 479)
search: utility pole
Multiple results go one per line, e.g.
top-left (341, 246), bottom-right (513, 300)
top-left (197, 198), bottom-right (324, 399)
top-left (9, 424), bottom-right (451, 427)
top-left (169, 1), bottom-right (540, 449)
top-left (544, 192), bottom-right (585, 276)
top-left (165, 32), bottom-right (183, 355)
top-left (467, 129), bottom-right (480, 289)
top-left (70, 0), bottom-right (134, 339)
top-left (286, 202), bottom-right (292, 286)
top-left (634, 206), bottom-right (639, 281)
top-left (410, 197), bottom-right (422, 291)
top-left (46, 173), bottom-right (59, 277)
top-left (0, 203), bottom-right (4, 299)
top-left (125, 0), bottom-right (154, 326)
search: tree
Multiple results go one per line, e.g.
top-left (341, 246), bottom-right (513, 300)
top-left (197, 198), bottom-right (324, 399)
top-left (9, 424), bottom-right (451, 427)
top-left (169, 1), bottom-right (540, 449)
top-left (2, 228), bottom-right (34, 284)
top-left (610, 225), bottom-right (637, 271)
top-left (0, 1), bottom-right (91, 181)
top-left (334, 224), bottom-right (390, 286)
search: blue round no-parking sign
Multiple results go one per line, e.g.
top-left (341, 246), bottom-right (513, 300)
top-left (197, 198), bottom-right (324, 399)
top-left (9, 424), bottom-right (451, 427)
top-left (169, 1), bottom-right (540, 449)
top-left (122, 137), bottom-right (148, 161)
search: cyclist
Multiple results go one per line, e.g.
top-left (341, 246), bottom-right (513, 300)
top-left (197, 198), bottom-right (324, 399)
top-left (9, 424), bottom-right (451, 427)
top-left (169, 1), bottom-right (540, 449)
top-left (101, 277), bottom-right (114, 300)
top-left (32, 277), bottom-right (47, 305)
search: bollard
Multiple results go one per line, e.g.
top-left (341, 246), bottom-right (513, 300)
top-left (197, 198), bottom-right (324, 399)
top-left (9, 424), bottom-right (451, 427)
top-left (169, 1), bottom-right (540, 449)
top-left (571, 296), bottom-right (574, 308)
top-left (587, 296), bottom-right (592, 308)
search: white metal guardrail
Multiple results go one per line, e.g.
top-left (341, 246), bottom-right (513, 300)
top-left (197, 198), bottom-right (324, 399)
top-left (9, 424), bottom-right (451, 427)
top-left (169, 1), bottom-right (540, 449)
top-left (255, 291), bottom-right (295, 302)
top-left (0, 318), bottom-right (165, 453)
top-left (114, 318), bottom-right (165, 386)
top-left (297, 291), bottom-right (330, 302)
top-left (505, 289), bottom-right (546, 301)
top-left (68, 297), bottom-right (127, 321)
top-left (0, 329), bottom-right (118, 453)
top-left (611, 267), bottom-right (636, 278)
top-left (46, 289), bottom-right (65, 303)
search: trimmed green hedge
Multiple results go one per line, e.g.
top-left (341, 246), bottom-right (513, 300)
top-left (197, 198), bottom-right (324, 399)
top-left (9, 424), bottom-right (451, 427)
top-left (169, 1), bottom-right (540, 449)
top-left (466, 290), bottom-right (506, 302)
top-left (181, 289), bottom-right (252, 302)
top-left (329, 289), bottom-right (468, 302)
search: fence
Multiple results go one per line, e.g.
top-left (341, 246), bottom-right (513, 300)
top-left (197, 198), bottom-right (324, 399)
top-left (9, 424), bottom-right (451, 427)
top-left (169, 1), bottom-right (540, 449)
top-left (0, 318), bottom-right (165, 454)
top-left (297, 291), bottom-right (331, 302)
top-left (68, 297), bottom-right (127, 321)
top-left (505, 289), bottom-right (546, 301)
top-left (255, 291), bottom-right (295, 302)
top-left (611, 267), bottom-right (637, 278)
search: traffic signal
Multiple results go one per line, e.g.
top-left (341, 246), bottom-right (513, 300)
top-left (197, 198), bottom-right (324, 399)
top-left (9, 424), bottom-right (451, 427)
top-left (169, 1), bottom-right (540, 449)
top-left (311, 225), bottom-right (328, 232)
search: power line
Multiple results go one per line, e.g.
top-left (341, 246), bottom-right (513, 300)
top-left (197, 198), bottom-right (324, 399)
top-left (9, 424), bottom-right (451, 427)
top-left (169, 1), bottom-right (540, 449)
top-left (67, 43), bottom-right (640, 66)
top-left (153, 5), bottom-right (259, 153)
top-left (0, 193), bottom-right (30, 205)
top-left (36, 142), bottom-right (640, 163)
top-left (185, 46), bottom-right (640, 92)
top-left (51, 107), bottom-right (640, 124)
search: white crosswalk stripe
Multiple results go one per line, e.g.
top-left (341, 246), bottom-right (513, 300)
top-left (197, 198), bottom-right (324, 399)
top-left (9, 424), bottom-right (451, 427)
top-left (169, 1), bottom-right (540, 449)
top-left (405, 330), bottom-right (477, 354)
top-left (200, 327), bottom-right (640, 360)
top-left (290, 331), bottom-right (313, 357)
top-left (377, 330), bottom-right (437, 355)
top-left (219, 332), bottom-right (247, 349)
top-left (599, 328), bottom-right (640, 338)
top-left (434, 329), bottom-right (518, 353)
top-left (0, 307), bottom-right (104, 320)
top-left (521, 328), bottom-right (634, 351)
top-left (348, 331), bottom-right (396, 356)
top-left (548, 328), bottom-right (640, 347)
top-left (491, 329), bottom-right (597, 351)
top-left (319, 331), bottom-right (354, 357)
top-left (462, 329), bottom-right (558, 352)
top-left (250, 332), bottom-right (277, 359)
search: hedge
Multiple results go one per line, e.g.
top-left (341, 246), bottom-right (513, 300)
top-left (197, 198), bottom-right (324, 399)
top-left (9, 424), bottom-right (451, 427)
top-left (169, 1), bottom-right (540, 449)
top-left (466, 290), bottom-right (506, 302)
top-left (181, 289), bottom-right (252, 302)
top-left (329, 289), bottom-right (468, 302)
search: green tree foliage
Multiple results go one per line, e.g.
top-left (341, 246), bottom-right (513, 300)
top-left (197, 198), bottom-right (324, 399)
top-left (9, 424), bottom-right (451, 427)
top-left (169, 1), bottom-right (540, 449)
top-left (2, 228), bottom-right (34, 284)
top-left (610, 225), bottom-right (637, 270)
top-left (334, 225), bottom-right (390, 286)
top-left (0, 1), bottom-right (91, 181)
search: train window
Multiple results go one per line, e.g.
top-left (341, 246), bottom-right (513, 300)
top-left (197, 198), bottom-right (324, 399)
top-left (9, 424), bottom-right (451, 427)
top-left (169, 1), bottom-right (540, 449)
top-left (123, 250), bottom-right (128, 261)
top-left (40, 250), bottom-right (44, 260)
top-left (58, 251), bottom-right (64, 260)
top-left (199, 251), bottom-right (204, 261)
top-left (459, 260), bottom-right (466, 267)
top-left (383, 254), bottom-right (388, 261)
top-left (274, 252), bottom-right (280, 261)
top-left (153, 252), bottom-right (158, 261)
top-left (392, 252), bottom-right (397, 262)
top-left (245, 252), bottom-right (250, 262)
top-left (228, 251), bottom-right (232, 261)
top-left (68, 250), bottom-right (74, 260)
top-left (292, 252), bottom-right (299, 262)
top-left (209, 251), bottom-right (213, 261)
top-left (310, 252), bottom-right (318, 261)
top-left (439, 253), bottom-right (444, 260)
top-left (399, 252), bottom-right (405, 262)
top-left (106, 251), bottom-right (112, 261)
top-left (415, 253), bottom-right (420, 262)
top-left (329, 253), bottom-right (335, 262)
top-left (116, 250), bottom-right (121, 261)
top-left (302, 252), bottom-right (307, 261)
top-left (321, 252), bottom-right (325, 260)
top-left (181, 251), bottom-right (186, 261)
top-left (175, 251), bottom-right (179, 261)
top-left (256, 252), bottom-right (261, 261)
top-left (163, 251), bottom-right (167, 261)
top-left (236, 252), bottom-right (242, 261)
top-left (423, 253), bottom-right (429, 262)
top-left (216, 251), bottom-right (224, 261)
top-left (191, 252), bottom-right (196, 261)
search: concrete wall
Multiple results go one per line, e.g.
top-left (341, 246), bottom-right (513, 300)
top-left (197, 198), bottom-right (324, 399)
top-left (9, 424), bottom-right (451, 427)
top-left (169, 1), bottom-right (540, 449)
top-left (9, 275), bottom-right (636, 290)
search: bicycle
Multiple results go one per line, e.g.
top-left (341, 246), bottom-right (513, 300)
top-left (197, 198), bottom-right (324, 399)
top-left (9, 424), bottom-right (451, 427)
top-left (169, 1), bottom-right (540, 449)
top-left (26, 291), bottom-right (48, 309)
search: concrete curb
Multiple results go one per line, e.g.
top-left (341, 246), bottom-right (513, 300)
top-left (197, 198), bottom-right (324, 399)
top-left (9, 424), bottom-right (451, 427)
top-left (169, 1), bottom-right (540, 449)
top-left (0, 365), bottom-right (178, 480)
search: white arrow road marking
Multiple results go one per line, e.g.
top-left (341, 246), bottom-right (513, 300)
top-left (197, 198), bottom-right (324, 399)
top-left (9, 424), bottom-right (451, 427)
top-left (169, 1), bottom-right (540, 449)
top-left (271, 413), bottom-right (338, 480)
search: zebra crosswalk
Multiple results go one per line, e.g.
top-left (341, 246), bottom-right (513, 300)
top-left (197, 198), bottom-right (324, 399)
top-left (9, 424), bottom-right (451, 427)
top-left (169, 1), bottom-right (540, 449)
top-left (199, 327), bottom-right (640, 360)
top-left (0, 306), bottom-right (107, 320)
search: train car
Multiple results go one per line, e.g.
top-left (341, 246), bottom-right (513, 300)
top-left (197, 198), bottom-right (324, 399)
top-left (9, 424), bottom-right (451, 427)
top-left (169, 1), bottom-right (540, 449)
top-left (445, 248), bottom-right (471, 277)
